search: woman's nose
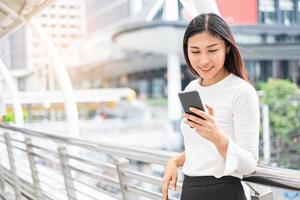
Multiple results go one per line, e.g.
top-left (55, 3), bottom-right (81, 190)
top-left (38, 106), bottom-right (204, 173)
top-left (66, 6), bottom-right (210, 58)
top-left (198, 54), bottom-right (210, 67)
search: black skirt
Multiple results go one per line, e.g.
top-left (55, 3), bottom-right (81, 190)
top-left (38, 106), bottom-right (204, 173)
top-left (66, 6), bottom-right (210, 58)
top-left (180, 175), bottom-right (247, 200)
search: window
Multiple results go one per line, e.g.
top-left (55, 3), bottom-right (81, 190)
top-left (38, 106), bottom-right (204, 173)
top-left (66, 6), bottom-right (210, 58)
top-left (260, 61), bottom-right (273, 81)
top-left (297, 0), bottom-right (300, 24)
top-left (279, 0), bottom-right (295, 25)
top-left (151, 78), bottom-right (165, 98)
top-left (245, 61), bottom-right (261, 82)
top-left (259, 0), bottom-right (276, 25)
top-left (234, 34), bottom-right (262, 44)
top-left (18, 77), bottom-right (26, 91)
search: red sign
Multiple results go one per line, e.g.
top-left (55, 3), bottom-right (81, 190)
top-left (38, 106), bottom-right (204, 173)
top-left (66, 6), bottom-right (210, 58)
top-left (215, 0), bottom-right (258, 25)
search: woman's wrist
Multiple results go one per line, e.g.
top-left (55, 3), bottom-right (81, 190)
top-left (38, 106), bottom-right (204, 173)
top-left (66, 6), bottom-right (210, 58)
top-left (170, 157), bottom-right (180, 167)
top-left (170, 152), bottom-right (185, 167)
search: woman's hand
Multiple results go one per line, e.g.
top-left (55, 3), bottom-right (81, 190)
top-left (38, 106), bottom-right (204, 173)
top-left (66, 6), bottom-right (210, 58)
top-left (162, 158), bottom-right (178, 200)
top-left (183, 104), bottom-right (229, 158)
top-left (183, 104), bottom-right (219, 141)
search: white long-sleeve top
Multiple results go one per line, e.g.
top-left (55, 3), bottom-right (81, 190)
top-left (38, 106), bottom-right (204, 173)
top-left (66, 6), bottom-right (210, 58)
top-left (181, 73), bottom-right (260, 179)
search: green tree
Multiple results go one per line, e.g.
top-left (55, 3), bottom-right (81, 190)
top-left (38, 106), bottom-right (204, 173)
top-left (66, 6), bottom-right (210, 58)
top-left (259, 79), bottom-right (300, 168)
top-left (2, 110), bottom-right (29, 123)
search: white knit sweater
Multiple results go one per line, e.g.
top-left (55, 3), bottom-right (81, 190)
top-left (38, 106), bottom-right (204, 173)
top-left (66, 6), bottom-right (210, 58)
top-left (181, 73), bottom-right (260, 179)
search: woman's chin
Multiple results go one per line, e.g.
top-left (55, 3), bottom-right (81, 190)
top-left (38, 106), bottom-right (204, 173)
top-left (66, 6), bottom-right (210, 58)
top-left (198, 68), bottom-right (214, 76)
top-left (199, 73), bottom-right (214, 80)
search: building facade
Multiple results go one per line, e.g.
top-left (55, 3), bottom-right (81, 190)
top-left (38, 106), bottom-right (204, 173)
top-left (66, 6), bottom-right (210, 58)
top-left (1, 0), bottom-right (300, 105)
top-left (104, 0), bottom-right (300, 98)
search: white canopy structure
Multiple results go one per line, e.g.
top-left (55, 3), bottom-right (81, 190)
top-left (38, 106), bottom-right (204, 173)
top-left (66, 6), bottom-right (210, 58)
top-left (0, 0), bottom-right (55, 126)
top-left (0, 0), bottom-right (81, 138)
top-left (0, 0), bottom-right (54, 39)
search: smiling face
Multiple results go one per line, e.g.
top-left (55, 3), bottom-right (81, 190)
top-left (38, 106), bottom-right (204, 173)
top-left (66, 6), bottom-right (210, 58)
top-left (187, 31), bottom-right (229, 86)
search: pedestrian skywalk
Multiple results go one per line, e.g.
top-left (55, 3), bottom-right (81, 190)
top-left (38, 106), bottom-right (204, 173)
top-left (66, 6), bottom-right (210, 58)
top-left (0, 124), bottom-right (299, 200)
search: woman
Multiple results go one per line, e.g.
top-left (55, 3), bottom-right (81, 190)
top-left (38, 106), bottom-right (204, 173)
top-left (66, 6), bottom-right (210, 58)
top-left (162, 13), bottom-right (259, 200)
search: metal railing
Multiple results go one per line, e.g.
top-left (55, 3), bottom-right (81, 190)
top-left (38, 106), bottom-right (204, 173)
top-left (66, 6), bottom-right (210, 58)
top-left (0, 124), bottom-right (299, 200)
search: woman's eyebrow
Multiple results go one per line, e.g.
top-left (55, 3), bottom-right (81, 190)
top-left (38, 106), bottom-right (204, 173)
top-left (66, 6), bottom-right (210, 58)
top-left (207, 43), bottom-right (219, 48)
top-left (189, 43), bottom-right (219, 49)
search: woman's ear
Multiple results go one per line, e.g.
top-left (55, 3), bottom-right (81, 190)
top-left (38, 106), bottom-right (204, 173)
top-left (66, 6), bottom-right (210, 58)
top-left (226, 46), bottom-right (231, 53)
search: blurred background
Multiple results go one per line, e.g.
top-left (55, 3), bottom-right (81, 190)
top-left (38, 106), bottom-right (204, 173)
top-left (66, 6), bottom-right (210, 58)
top-left (0, 0), bottom-right (299, 199)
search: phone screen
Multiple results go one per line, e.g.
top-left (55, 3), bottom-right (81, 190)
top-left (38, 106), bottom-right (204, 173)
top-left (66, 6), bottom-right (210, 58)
top-left (178, 90), bottom-right (205, 118)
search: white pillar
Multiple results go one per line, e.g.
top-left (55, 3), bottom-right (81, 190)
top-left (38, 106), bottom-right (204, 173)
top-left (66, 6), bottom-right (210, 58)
top-left (145, 0), bottom-right (164, 22)
top-left (163, 1), bottom-right (182, 123)
top-left (0, 60), bottom-right (24, 126)
top-left (272, 61), bottom-right (278, 78)
top-left (167, 54), bottom-right (182, 121)
top-left (29, 20), bottom-right (79, 138)
top-left (130, 0), bottom-right (143, 16)
top-left (189, 0), bottom-right (220, 15)
top-left (163, 0), bottom-right (179, 21)
top-left (263, 104), bottom-right (270, 164)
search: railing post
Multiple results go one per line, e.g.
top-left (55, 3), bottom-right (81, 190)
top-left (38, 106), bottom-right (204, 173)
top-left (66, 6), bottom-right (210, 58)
top-left (4, 132), bottom-right (22, 200)
top-left (113, 157), bottom-right (130, 200)
top-left (245, 183), bottom-right (273, 200)
top-left (57, 145), bottom-right (77, 200)
top-left (0, 158), bottom-right (5, 196)
top-left (251, 192), bottom-right (273, 200)
top-left (25, 137), bottom-right (43, 200)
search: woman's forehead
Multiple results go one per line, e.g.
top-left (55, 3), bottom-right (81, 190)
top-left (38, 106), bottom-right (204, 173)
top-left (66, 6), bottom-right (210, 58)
top-left (188, 32), bottom-right (224, 47)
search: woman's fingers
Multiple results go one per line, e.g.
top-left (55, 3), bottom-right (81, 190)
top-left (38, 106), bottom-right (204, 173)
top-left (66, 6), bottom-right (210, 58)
top-left (162, 176), bottom-right (170, 200)
top-left (189, 107), bottom-right (213, 122)
top-left (184, 114), bottom-right (206, 126)
top-left (163, 158), bottom-right (179, 200)
top-left (185, 119), bottom-right (205, 132)
top-left (171, 174), bottom-right (178, 191)
top-left (205, 104), bottom-right (214, 116)
top-left (185, 118), bottom-right (206, 132)
top-left (162, 173), bottom-right (178, 200)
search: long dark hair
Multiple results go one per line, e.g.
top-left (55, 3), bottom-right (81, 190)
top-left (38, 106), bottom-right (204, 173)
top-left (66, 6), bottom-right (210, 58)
top-left (183, 13), bottom-right (248, 81)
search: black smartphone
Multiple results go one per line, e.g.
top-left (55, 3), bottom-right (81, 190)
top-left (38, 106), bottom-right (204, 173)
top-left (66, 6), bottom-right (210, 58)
top-left (178, 90), bottom-right (205, 118)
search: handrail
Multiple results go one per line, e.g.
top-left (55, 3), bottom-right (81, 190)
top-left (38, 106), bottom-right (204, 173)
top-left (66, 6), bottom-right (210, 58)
top-left (0, 124), bottom-right (174, 164)
top-left (0, 124), bottom-right (299, 200)
top-left (244, 166), bottom-right (300, 191)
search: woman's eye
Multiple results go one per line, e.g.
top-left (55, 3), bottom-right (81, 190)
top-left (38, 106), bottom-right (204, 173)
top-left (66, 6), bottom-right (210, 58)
top-left (208, 49), bottom-right (218, 53)
top-left (191, 51), bottom-right (199, 54)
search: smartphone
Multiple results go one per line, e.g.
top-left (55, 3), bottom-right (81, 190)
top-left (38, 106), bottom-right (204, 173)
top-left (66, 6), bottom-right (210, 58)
top-left (178, 90), bottom-right (205, 118)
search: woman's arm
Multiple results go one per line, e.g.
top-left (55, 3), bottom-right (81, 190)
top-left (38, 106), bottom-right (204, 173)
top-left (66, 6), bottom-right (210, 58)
top-left (171, 151), bottom-right (185, 167)
top-left (162, 152), bottom-right (185, 200)
top-left (223, 86), bottom-right (260, 175)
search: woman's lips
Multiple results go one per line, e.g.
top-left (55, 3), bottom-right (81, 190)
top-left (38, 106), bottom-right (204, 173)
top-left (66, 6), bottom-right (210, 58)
top-left (199, 66), bottom-right (213, 72)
